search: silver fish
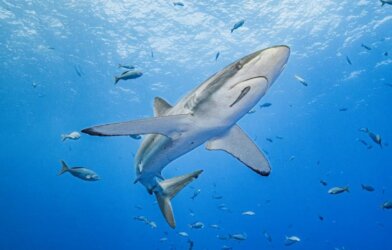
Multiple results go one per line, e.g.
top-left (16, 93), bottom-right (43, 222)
top-left (328, 186), bottom-right (349, 194)
top-left (58, 160), bottom-right (100, 181)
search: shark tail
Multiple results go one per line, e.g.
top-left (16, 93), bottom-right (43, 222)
top-left (61, 134), bottom-right (67, 141)
top-left (154, 170), bottom-right (203, 228)
top-left (58, 160), bottom-right (69, 175)
top-left (114, 76), bottom-right (120, 84)
top-left (381, 0), bottom-right (385, 6)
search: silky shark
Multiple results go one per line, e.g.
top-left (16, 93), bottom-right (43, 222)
top-left (82, 45), bottom-right (290, 228)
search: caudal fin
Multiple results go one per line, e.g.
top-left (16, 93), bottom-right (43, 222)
top-left (61, 134), bottom-right (67, 141)
top-left (114, 76), bottom-right (120, 84)
top-left (58, 160), bottom-right (69, 175)
top-left (155, 170), bottom-right (203, 228)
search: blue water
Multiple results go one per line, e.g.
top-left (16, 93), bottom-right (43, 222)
top-left (1, 1), bottom-right (391, 249)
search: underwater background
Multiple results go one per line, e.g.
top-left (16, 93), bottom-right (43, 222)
top-left (1, 0), bottom-right (391, 249)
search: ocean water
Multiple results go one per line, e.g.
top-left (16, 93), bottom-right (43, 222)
top-left (1, 1), bottom-right (391, 249)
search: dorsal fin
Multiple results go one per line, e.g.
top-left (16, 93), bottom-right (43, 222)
top-left (154, 97), bottom-right (172, 116)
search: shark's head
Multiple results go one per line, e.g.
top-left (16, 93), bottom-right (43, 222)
top-left (199, 45), bottom-right (290, 123)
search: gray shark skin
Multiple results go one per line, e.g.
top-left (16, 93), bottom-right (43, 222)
top-left (82, 45), bottom-right (290, 228)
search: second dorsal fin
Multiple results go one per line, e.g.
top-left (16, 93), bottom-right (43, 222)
top-left (154, 97), bottom-right (173, 116)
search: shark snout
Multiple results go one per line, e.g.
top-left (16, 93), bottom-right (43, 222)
top-left (257, 45), bottom-right (290, 87)
top-left (273, 45), bottom-right (290, 68)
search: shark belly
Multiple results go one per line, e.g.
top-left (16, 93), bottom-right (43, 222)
top-left (135, 120), bottom-right (224, 192)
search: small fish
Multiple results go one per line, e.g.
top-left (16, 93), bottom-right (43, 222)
top-left (218, 203), bottom-right (229, 211)
top-left (32, 82), bottom-right (38, 88)
top-left (230, 19), bottom-right (245, 33)
top-left (382, 201), bottom-right (392, 209)
top-left (339, 108), bottom-right (348, 111)
top-left (188, 239), bottom-right (194, 250)
top-left (367, 131), bottom-right (382, 147)
top-left (118, 64), bottom-right (135, 70)
top-left (259, 102), bottom-right (272, 108)
top-left (212, 195), bottom-right (223, 200)
top-left (346, 56), bottom-right (352, 65)
top-left (74, 65), bottom-right (82, 77)
top-left (134, 215), bottom-right (148, 222)
top-left (294, 75), bottom-right (308, 86)
top-left (189, 221), bottom-right (204, 229)
top-left (178, 231), bottom-right (189, 237)
top-left (361, 184), bottom-right (375, 192)
top-left (289, 155), bottom-right (295, 161)
top-left (361, 43), bottom-right (371, 50)
top-left (215, 52), bottom-right (220, 61)
top-left (284, 235), bottom-right (301, 246)
top-left (242, 210), bottom-right (255, 216)
top-left (210, 224), bottom-right (220, 229)
top-left (58, 160), bottom-right (100, 181)
top-left (328, 186), bottom-right (349, 195)
top-left (266, 138), bottom-right (273, 143)
top-left (61, 131), bottom-right (81, 141)
top-left (114, 70), bottom-right (143, 84)
top-left (381, 0), bottom-right (392, 6)
top-left (320, 179), bottom-right (328, 186)
top-left (229, 233), bottom-right (247, 241)
top-left (191, 188), bottom-right (201, 200)
top-left (247, 109), bottom-right (256, 114)
top-left (148, 221), bottom-right (157, 229)
top-left (217, 235), bottom-right (229, 240)
top-left (173, 2), bottom-right (184, 7)
top-left (318, 215), bottom-right (324, 221)
top-left (263, 231), bottom-right (272, 242)
top-left (130, 134), bottom-right (141, 140)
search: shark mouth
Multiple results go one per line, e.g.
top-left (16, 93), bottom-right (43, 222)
top-left (229, 76), bottom-right (269, 107)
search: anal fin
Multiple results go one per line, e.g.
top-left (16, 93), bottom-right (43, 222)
top-left (206, 125), bottom-right (271, 176)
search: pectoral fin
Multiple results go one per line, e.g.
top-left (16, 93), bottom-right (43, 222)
top-left (82, 114), bottom-right (192, 138)
top-left (206, 125), bottom-right (271, 176)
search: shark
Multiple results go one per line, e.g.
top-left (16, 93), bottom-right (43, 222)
top-left (82, 45), bottom-right (290, 228)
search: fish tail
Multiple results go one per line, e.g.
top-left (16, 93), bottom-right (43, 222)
top-left (61, 134), bottom-right (67, 141)
top-left (381, 0), bottom-right (385, 6)
top-left (154, 170), bottom-right (203, 229)
top-left (114, 76), bottom-right (119, 84)
top-left (58, 160), bottom-right (69, 175)
top-left (345, 186), bottom-right (350, 192)
top-left (361, 184), bottom-right (364, 190)
top-left (230, 28), bottom-right (234, 33)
